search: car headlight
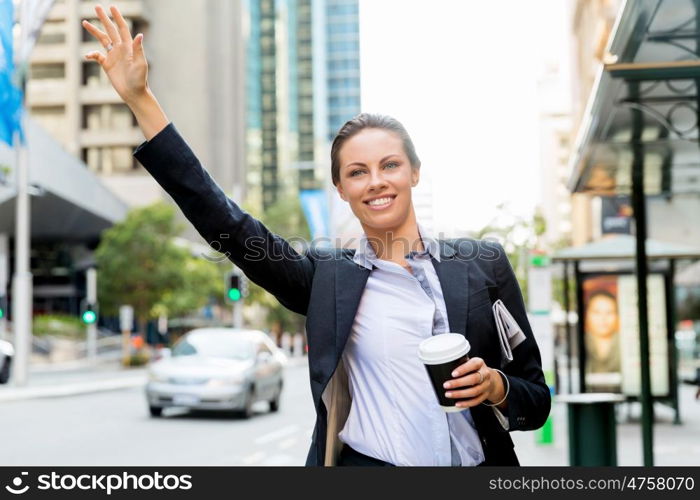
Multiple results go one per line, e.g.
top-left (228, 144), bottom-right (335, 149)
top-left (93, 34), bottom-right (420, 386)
top-left (207, 376), bottom-right (244, 387)
top-left (148, 372), bottom-right (168, 383)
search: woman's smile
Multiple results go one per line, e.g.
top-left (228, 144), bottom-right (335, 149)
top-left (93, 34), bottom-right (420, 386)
top-left (364, 194), bottom-right (397, 211)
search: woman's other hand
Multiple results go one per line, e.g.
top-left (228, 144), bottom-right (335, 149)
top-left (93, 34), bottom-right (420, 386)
top-left (82, 4), bottom-right (148, 106)
top-left (442, 356), bottom-right (507, 410)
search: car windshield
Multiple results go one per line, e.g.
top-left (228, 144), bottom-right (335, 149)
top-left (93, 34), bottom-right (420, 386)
top-left (172, 333), bottom-right (255, 361)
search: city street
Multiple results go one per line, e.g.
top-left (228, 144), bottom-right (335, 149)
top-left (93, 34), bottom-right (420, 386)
top-left (0, 361), bottom-right (316, 466)
top-left (3, 356), bottom-right (698, 466)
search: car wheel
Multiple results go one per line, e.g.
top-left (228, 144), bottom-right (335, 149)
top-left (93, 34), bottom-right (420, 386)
top-left (149, 406), bottom-right (163, 417)
top-left (239, 386), bottom-right (255, 419)
top-left (0, 358), bottom-right (10, 384)
top-left (269, 382), bottom-right (282, 413)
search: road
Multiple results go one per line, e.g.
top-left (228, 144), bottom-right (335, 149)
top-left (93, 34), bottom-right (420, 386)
top-left (0, 362), bottom-right (316, 466)
top-left (3, 359), bottom-right (699, 466)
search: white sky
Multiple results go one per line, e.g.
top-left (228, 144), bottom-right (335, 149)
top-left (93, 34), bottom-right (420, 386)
top-left (358, 0), bottom-right (567, 236)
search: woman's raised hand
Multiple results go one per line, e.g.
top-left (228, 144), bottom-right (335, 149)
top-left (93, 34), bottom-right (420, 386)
top-left (81, 4), bottom-right (168, 140)
top-left (82, 4), bottom-right (148, 105)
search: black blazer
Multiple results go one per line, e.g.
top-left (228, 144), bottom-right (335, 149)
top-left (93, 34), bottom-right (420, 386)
top-left (133, 122), bottom-right (552, 466)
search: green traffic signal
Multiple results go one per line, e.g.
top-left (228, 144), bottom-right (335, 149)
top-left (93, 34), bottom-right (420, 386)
top-left (0, 308), bottom-right (3, 319)
top-left (226, 273), bottom-right (242, 303)
top-left (82, 310), bottom-right (97, 324)
top-left (228, 288), bottom-right (241, 302)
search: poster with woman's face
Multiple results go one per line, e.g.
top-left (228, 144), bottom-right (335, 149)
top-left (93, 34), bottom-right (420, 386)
top-left (583, 276), bottom-right (622, 392)
top-left (582, 274), bottom-right (669, 396)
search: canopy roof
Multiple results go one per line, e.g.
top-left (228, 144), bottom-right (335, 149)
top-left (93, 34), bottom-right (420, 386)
top-left (552, 234), bottom-right (700, 261)
top-left (0, 118), bottom-right (127, 240)
top-left (568, 0), bottom-right (700, 196)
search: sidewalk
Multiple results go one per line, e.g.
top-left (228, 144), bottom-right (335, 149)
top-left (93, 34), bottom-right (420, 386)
top-left (0, 357), bottom-right (147, 402)
top-left (511, 384), bottom-right (700, 466)
top-left (0, 355), bottom-right (309, 403)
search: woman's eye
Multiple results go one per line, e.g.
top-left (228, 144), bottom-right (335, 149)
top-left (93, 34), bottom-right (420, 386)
top-left (350, 169), bottom-right (364, 177)
top-left (384, 162), bottom-right (399, 169)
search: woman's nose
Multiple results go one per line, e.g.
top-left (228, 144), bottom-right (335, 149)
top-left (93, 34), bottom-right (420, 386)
top-left (368, 169), bottom-right (388, 190)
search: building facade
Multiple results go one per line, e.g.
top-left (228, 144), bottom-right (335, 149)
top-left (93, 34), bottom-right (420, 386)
top-left (27, 0), bottom-right (247, 239)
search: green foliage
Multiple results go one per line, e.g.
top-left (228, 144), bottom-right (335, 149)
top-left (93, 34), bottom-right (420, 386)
top-left (153, 256), bottom-right (223, 319)
top-left (471, 204), bottom-right (553, 306)
top-left (95, 202), bottom-right (222, 330)
top-left (33, 314), bottom-right (84, 339)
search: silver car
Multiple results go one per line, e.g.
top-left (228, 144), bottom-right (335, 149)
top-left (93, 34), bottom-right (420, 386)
top-left (0, 339), bottom-right (13, 384)
top-left (145, 328), bottom-right (286, 418)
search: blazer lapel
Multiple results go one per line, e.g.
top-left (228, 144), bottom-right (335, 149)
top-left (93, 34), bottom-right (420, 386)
top-left (334, 257), bottom-right (371, 359)
top-left (431, 240), bottom-right (471, 336)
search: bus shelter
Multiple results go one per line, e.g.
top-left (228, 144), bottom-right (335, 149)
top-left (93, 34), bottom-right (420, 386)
top-left (566, 0), bottom-right (700, 465)
top-left (552, 235), bottom-right (700, 424)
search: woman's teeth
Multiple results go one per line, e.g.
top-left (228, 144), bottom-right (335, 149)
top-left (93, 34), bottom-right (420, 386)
top-left (368, 197), bottom-right (393, 206)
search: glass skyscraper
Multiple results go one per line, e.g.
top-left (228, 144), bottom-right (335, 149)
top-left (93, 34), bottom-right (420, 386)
top-left (325, 0), bottom-right (361, 141)
top-left (243, 0), bottom-right (361, 211)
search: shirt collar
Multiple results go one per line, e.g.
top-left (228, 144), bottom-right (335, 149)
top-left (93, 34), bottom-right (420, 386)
top-left (352, 222), bottom-right (441, 270)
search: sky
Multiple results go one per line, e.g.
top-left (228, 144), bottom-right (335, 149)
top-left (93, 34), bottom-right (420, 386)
top-left (358, 0), bottom-right (568, 236)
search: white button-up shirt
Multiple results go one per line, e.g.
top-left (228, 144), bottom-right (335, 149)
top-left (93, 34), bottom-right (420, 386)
top-left (337, 223), bottom-right (500, 466)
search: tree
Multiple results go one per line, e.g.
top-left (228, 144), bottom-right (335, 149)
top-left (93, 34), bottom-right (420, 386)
top-left (471, 204), bottom-right (548, 306)
top-left (95, 202), bottom-right (222, 340)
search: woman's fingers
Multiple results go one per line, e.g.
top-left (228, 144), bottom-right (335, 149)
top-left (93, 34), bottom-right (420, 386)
top-left (444, 367), bottom-right (488, 390)
top-left (84, 51), bottom-right (106, 66)
top-left (445, 371), bottom-right (491, 399)
top-left (448, 356), bottom-right (485, 379)
top-left (110, 5), bottom-right (133, 44)
top-left (94, 4), bottom-right (121, 44)
top-left (81, 19), bottom-right (111, 48)
top-left (455, 391), bottom-right (489, 408)
top-left (132, 33), bottom-right (145, 61)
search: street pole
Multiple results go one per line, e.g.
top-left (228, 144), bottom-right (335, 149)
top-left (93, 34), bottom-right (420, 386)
top-left (11, 129), bottom-right (31, 387)
top-left (86, 268), bottom-right (97, 360)
top-left (10, 0), bottom-right (33, 387)
top-left (119, 305), bottom-right (133, 366)
top-left (233, 301), bottom-right (243, 329)
top-left (630, 80), bottom-right (654, 466)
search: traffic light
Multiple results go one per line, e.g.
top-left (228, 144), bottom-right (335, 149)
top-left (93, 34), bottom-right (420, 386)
top-left (80, 300), bottom-right (98, 324)
top-left (226, 272), bottom-right (242, 303)
top-left (0, 295), bottom-right (6, 320)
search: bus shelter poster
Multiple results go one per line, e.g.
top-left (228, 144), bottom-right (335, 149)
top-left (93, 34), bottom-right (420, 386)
top-left (582, 274), bottom-right (669, 396)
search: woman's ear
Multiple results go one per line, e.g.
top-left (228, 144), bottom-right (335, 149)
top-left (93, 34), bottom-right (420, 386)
top-left (411, 168), bottom-right (420, 187)
top-left (336, 183), bottom-right (348, 202)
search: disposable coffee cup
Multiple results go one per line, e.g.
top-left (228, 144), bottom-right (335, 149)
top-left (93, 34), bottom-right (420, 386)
top-left (418, 333), bottom-right (470, 412)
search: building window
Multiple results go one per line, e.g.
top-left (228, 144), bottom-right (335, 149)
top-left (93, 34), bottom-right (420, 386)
top-left (37, 33), bottom-right (65, 44)
top-left (81, 146), bottom-right (101, 172)
top-left (82, 105), bottom-right (101, 130)
top-left (109, 104), bottom-right (132, 129)
top-left (82, 62), bottom-right (102, 86)
top-left (111, 147), bottom-right (134, 172)
top-left (30, 63), bottom-right (65, 79)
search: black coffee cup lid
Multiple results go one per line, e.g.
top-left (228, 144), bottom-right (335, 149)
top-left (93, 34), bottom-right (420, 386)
top-left (418, 333), bottom-right (470, 365)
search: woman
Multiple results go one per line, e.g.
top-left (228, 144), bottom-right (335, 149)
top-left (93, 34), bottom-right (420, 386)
top-left (82, 4), bottom-right (550, 466)
top-left (584, 290), bottom-right (622, 392)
